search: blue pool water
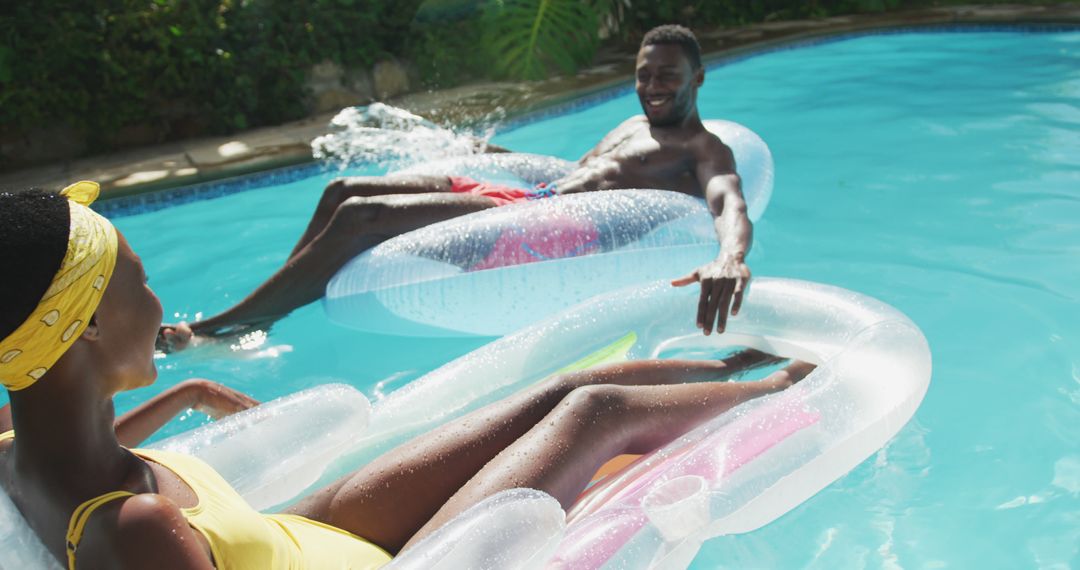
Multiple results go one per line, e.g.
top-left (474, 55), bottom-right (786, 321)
top-left (13, 28), bottom-right (1080, 567)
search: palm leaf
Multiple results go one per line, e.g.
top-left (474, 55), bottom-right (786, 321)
top-left (482, 0), bottom-right (599, 80)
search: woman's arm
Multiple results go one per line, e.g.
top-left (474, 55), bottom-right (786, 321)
top-left (114, 379), bottom-right (259, 447)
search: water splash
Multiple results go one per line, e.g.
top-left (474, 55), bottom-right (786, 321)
top-left (311, 103), bottom-right (496, 170)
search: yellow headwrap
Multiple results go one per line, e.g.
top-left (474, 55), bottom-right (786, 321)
top-left (0, 182), bottom-right (118, 391)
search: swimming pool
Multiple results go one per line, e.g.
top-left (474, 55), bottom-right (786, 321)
top-left (15, 27), bottom-right (1080, 568)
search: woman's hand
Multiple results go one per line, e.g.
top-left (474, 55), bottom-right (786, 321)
top-left (186, 379), bottom-right (260, 420)
top-left (114, 379), bottom-right (260, 446)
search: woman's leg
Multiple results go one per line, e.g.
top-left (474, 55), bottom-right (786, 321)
top-left (403, 372), bottom-right (799, 550)
top-left (288, 356), bottom-right (809, 553)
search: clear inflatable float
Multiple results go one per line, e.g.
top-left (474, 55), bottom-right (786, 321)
top-left (0, 278), bottom-right (931, 569)
top-left (360, 278), bottom-right (933, 569)
top-left (324, 120), bottom-right (773, 337)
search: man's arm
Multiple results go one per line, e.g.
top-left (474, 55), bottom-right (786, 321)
top-left (672, 137), bottom-right (753, 335)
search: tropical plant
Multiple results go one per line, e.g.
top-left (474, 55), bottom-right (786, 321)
top-left (480, 0), bottom-right (601, 80)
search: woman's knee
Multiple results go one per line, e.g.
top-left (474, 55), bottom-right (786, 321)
top-left (545, 371), bottom-right (588, 395)
top-left (558, 385), bottom-right (628, 425)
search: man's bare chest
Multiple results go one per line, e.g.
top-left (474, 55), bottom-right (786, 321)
top-left (599, 133), bottom-right (694, 176)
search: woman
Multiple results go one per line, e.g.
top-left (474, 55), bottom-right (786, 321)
top-left (0, 183), bottom-right (812, 569)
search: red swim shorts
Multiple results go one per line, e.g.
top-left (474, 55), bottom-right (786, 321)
top-left (449, 176), bottom-right (555, 206)
top-left (468, 221), bottom-right (601, 271)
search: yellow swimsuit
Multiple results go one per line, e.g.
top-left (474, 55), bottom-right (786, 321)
top-left (0, 431), bottom-right (391, 569)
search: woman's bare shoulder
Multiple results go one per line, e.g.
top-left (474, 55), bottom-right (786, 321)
top-left (77, 493), bottom-right (215, 570)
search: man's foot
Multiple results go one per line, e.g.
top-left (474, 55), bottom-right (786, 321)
top-left (157, 322), bottom-right (194, 353)
top-left (157, 320), bottom-right (278, 354)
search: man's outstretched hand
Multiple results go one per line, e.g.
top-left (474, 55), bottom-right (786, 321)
top-left (672, 255), bottom-right (751, 335)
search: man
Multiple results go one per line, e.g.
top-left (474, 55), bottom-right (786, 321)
top-left (162, 25), bottom-right (753, 351)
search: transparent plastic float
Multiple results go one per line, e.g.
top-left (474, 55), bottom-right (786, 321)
top-left (324, 120), bottom-right (773, 337)
top-left (1, 278), bottom-right (931, 569)
top-left (357, 277), bottom-right (932, 568)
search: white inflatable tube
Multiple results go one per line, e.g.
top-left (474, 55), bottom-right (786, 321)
top-left (0, 384), bottom-right (370, 570)
top-left (394, 152), bottom-right (577, 189)
top-left (324, 120), bottom-right (772, 337)
top-left (321, 277), bottom-right (931, 568)
top-left (150, 383), bottom-right (370, 511)
top-left (385, 489), bottom-right (565, 570)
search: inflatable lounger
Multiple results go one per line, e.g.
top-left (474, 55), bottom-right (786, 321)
top-left (325, 120), bottom-right (773, 337)
top-left (341, 277), bottom-right (932, 568)
top-left (1, 279), bottom-right (931, 569)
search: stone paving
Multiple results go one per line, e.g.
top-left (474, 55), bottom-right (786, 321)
top-left (1, 3), bottom-right (1077, 200)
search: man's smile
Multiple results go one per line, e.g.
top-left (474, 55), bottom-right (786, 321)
top-left (645, 96), bottom-right (671, 108)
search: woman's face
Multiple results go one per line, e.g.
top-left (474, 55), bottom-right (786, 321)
top-left (92, 233), bottom-right (163, 392)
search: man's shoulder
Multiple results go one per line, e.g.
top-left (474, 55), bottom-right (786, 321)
top-left (694, 128), bottom-right (733, 157)
top-left (695, 124), bottom-right (730, 148)
top-left (684, 126), bottom-right (735, 174)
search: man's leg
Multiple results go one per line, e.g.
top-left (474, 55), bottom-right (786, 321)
top-left (188, 191), bottom-right (494, 336)
top-left (290, 175), bottom-right (453, 258)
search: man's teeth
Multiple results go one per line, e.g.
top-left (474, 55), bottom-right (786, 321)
top-left (648, 98), bottom-right (668, 107)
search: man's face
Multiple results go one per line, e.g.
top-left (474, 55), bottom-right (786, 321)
top-left (635, 44), bottom-right (703, 127)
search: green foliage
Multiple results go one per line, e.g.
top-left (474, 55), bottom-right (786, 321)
top-left (408, 0), bottom-right (915, 86)
top-left (0, 0), bottom-right (418, 158)
top-left (481, 0), bottom-right (600, 80)
top-left (0, 0), bottom-right (1047, 167)
top-left (407, 19), bottom-right (493, 88)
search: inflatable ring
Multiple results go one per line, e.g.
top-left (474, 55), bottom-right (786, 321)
top-left (324, 120), bottom-right (773, 337)
top-left (353, 278), bottom-right (931, 568)
top-left (394, 152), bottom-right (577, 190)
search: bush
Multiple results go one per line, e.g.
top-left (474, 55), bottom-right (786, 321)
top-left (0, 0), bottom-right (419, 164)
top-left (0, 0), bottom-right (1043, 169)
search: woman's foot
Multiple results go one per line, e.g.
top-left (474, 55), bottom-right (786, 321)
top-left (767, 360), bottom-right (817, 389)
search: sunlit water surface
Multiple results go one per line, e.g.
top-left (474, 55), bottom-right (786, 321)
top-left (10, 29), bottom-right (1079, 568)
